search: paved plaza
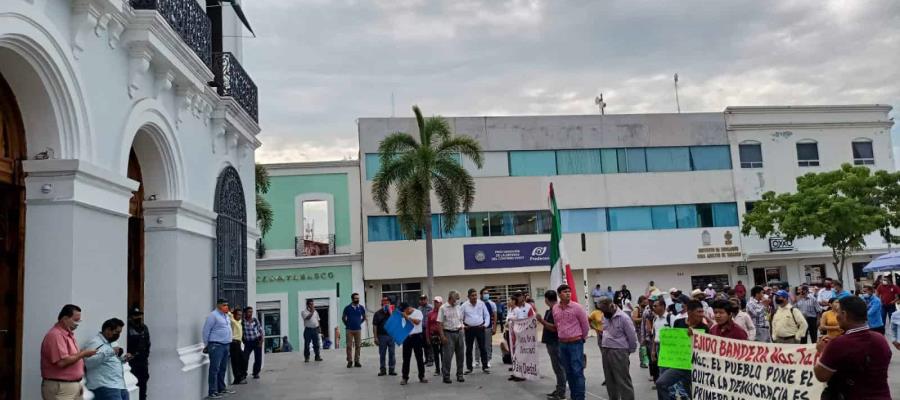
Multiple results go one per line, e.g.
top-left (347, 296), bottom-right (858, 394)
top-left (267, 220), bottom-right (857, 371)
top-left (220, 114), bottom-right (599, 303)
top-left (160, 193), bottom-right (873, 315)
top-left (230, 335), bottom-right (900, 400)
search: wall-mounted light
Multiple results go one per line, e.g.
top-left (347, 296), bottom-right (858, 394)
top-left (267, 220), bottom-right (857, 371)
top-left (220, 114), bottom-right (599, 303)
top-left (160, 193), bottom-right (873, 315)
top-left (147, 194), bottom-right (157, 201)
top-left (40, 184), bottom-right (52, 194)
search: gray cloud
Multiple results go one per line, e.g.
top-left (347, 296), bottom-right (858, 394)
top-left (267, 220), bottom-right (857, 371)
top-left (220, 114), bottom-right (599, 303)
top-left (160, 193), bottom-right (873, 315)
top-left (242, 0), bottom-right (900, 164)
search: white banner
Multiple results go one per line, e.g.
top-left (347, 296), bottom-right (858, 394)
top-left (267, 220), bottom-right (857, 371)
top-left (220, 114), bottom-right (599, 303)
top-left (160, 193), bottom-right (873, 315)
top-left (691, 332), bottom-right (824, 400)
top-left (510, 316), bottom-right (539, 381)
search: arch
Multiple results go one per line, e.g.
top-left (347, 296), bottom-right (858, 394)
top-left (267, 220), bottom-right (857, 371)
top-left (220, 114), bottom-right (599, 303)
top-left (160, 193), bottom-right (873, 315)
top-left (851, 137), bottom-right (873, 143)
top-left (118, 98), bottom-right (185, 200)
top-left (0, 11), bottom-right (92, 159)
top-left (738, 139), bottom-right (761, 145)
top-left (214, 166), bottom-right (248, 308)
top-left (796, 138), bottom-right (818, 144)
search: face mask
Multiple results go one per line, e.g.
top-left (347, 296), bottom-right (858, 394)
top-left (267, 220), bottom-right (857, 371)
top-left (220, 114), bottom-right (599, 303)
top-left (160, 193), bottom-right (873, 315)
top-left (825, 284), bottom-right (832, 289)
top-left (71, 321), bottom-right (80, 331)
top-left (602, 311), bottom-right (614, 319)
top-left (861, 293), bottom-right (870, 299)
top-left (775, 298), bottom-right (785, 305)
top-left (482, 293), bottom-right (490, 301)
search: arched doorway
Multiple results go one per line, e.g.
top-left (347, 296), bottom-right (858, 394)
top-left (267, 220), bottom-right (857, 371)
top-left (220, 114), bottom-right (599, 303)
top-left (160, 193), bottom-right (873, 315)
top-left (0, 72), bottom-right (26, 400)
top-left (215, 167), bottom-right (248, 308)
top-left (127, 149), bottom-right (145, 311)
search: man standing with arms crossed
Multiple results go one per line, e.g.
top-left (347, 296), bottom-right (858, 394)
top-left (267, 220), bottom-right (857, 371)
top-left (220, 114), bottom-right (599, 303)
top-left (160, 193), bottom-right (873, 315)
top-left (552, 285), bottom-right (589, 400)
top-left (342, 293), bottom-right (367, 368)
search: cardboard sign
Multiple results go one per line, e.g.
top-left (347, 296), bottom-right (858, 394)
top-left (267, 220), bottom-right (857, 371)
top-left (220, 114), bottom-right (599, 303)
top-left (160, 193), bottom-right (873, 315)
top-left (657, 328), bottom-right (695, 370)
top-left (691, 332), bottom-right (824, 399)
top-left (509, 316), bottom-right (539, 380)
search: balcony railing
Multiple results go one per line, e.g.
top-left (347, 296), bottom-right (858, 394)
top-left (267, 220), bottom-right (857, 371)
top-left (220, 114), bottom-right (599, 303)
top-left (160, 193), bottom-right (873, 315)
top-left (130, 0), bottom-right (213, 68)
top-left (212, 52), bottom-right (259, 122)
top-left (295, 234), bottom-right (336, 257)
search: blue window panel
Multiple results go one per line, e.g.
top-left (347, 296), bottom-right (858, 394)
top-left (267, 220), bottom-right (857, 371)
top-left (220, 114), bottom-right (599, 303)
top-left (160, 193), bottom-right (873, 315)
top-left (439, 214), bottom-right (469, 238)
top-left (537, 210), bottom-right (553, 234)
top-left (676, 205), bottom-right (698, 228)
top-left (429, 214), bottom-right (441, 239)
top-left (365, 153), bottom-right (381, 180)
top-left (690, 146), bottom-right (732, 171)
top-left (561, 208), bottom-right (607, 233)
top-left (712, 203), bottom-right (739, 227)
top-left (368, 216), bottom-right (403, 241)
top-left (625, 148), bottom-right (647, 173)
top-left (608, 207), bottom-right (653, 231)
top-left (600, 149), bottom-right (619, 173)
top-left (489, 212), bottom-right (517, 236)
top-left (650, 206), bottom-right (677, 229)
top-left (616, 149), bottom-right (628, 172)
top-left (646, 147), bottom-right (691, 172)
top-left (557, 149), bottom-right (603, 175)
top-left (467, 212), bottom-right (491, 237)
top-left (509, 151), bottom-right (557, 176)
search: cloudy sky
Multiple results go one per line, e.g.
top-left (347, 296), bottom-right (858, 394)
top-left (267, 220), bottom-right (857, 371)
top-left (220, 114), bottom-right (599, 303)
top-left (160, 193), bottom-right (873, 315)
top-left (243, 0), bottom-right (900, 163)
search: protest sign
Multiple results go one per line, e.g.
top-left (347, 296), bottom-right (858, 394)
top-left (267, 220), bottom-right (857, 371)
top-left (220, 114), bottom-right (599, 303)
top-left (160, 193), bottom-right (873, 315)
top-left (385, 311), bottom-right (413, 345)
top-left (657, 328), bottom-right (694, 370)
top-left (509, 316), bottom-right (539, 380)
top-left (691, 332), bottom-right (824, 400)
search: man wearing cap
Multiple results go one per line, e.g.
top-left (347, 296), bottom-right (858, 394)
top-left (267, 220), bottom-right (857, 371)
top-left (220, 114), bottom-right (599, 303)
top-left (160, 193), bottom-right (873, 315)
top-left (417, 294), bottom-right (434, 366)
top-left (771, 290), bottom-right (808, 343)
top-left (203, 298), bottom-right (235, 399)
top-left (690, 289), bottom-right (714, 324)
top-left (127, 306), bottom-right (151, 400)
top-left (427, 296), bottom-right (444, 376)
top-left (703, 284), bottom-right (716, 300)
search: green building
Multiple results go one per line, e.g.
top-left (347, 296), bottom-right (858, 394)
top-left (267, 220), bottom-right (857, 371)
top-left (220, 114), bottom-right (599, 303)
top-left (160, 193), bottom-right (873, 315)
top-left (255, 161), bottom-right (364, 352)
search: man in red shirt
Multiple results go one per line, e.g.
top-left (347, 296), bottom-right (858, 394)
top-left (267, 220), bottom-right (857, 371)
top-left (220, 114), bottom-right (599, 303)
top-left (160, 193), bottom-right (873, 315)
top-left (40, 304), bottom-right (98, 400)
top-left (710, 300), bottom-right (748, 340)
top-left (815, 296), bottom-right (893, 400)
top-left (876, 275), bottom-right (900, 323)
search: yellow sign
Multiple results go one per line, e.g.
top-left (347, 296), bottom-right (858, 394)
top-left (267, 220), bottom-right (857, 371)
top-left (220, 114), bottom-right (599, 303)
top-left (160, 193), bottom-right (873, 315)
top-left (696, 246), bottom-right (742, 259)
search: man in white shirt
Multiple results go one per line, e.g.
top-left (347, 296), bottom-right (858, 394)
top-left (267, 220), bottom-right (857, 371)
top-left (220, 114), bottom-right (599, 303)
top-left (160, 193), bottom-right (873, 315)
top-left (400, 302), bottom-right (427, 385)
top-left (461, 288), bottom-right (491, 375)
top-left (817, 278), bottom-right (836, 308)
top-left (300, 299), bottom-right (322, 362)
top-left (438, 291), bottom-right (465, 383)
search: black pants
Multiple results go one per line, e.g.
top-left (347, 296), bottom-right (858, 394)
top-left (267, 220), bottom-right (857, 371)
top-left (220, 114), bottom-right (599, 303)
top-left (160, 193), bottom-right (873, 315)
top-left (303, 327), bottom-right (321, 360)
top-left (430, 336), bottom-right (443, 374)
top-left (464, 326), bottom-right (488, 370)
top-left (402, 333), bottom-right (426, 380)
top-left (229, 340), bottom-right (246, 382)
top-left (242, 339), bottom-right (263, 377)
top-left (801, 317), bottom-right (818, 344)
top-left (129, 358), bottom-right (149, 400)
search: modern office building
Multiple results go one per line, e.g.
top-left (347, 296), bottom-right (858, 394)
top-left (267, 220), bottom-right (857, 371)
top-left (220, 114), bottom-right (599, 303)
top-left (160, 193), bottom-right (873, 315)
top-left (1, 1), bottom-right (260, 398)
top-left (357, 106), bottom-right (894, 309)
top-left (255, 161), bottom-right (365, 352)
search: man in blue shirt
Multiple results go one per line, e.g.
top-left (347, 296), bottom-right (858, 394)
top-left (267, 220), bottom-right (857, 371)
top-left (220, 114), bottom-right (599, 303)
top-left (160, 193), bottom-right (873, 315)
top-left (84, 318), bottom-right (130, 400)
top-left (863, 285), bottom-right (885, 334)
top-left (342, 293), bottom-right (367, 368)
top-left (202, 298), bottom-right (235, 399)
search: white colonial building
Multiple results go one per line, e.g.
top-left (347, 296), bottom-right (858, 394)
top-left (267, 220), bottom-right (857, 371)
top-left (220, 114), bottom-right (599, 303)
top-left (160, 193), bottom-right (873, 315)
top-left (1, 0), bottom-right (260, 398)
top-left (357, 106), bottom-right (894, 310)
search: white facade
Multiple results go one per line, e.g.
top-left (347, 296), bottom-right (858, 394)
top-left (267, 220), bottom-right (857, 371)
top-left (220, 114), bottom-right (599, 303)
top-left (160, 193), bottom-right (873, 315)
top-left (1, 1), bottom-right (261, 399)
top-left (357, 107), bottom-right (894, 310)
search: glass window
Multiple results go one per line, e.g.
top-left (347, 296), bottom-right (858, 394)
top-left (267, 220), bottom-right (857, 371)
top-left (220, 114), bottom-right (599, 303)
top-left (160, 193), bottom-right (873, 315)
top-left (556, 149), bottom-right (603, 175)
top-left (382, 282), bottom-right (422, 308)
top-left (536, 210), bottom-right (553, 234)
top-left (676, 205), bottom-right (698, 228)
top-left (646, 147), bottom-right (691, 172)
top-left (509, 151), bottom-right (557, 176)
top-left (796, 142), bottom-right (820, 167)
top-left (365, 153), bottom-right (382, 180)
top-left (489, 212), bottom-right (516, 236)
top-left (739, 143), bottom-right (763, 168)
top-left (650, 205), bottom-right (677, 229)
top-left (624, 148), bottom-right (647, 173)
top-left (467, 212), bottom-right (491, 237)
top-left (560, 208), bottom-right (607, 233)
top-left (259, 309), bottom-right (281, 353)
top-left (852, 140), bottom-right (874, 165)
top-left (511, 211), bottom-right (539, 235)
top-left (463, 151), bottom-right (510, 177)
top-left (608, 207), bottom-right (652, 231)
top-left (367, 216), bottom-right (403, 241)
top-left (439, 214), bottom-right (469, 238)
top-left (690, 146), bottom-right (732, 170)
top-left (600, 148), bottom-right (619, 173)
top-left (696, 204), bottom-right (714, 228)
top-left (712, 203), bottom-right (739, 227)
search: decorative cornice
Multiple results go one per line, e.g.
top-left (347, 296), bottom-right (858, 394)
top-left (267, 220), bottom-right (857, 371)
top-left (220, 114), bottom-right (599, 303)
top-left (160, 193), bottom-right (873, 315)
top-left (257, 253), bottom-right (363, 269)
top-left (725, 104), bottom-right (893, 114)
top-left (727, 121), bottom-right (894, 131)
top-left (122, 10), bottom-right (213, 92)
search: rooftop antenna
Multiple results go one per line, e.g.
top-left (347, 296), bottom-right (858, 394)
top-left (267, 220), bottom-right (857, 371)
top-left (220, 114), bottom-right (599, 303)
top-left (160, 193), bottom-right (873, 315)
top-left (594, 94), bottom-right (606, 115)
top-left (674, 73), bottom-right (681, 113)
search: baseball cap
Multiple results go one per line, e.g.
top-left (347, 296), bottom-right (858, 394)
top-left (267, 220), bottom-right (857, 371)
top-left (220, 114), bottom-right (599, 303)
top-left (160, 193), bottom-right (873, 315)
top-left (775, 290), bottom-right (790, 298)
top-left (433, 296), bottom-right (443, 303)
top-left (669, 288), bottom-right (678, 294)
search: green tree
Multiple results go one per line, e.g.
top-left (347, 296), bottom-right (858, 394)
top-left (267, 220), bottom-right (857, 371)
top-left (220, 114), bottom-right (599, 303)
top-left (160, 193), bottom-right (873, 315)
top-left (371, 105), bottom-right (483, 299)
top-left (256, 163), bottom-right (273, 257)
top-left (741, 164), bottom-right (899, 280)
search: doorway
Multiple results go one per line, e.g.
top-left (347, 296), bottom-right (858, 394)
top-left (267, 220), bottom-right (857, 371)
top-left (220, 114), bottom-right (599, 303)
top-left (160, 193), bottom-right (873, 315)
top-left (312, 298), bottom-right (330, 343)
top-left (0, 71), bottom-right (26, 400)
top-left (127, 150), bottom-right (145, 311)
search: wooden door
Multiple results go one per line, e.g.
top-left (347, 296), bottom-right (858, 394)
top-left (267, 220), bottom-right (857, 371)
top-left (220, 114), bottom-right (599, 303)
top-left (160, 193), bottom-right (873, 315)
top-left (127, 150), bottom-right (145, 312)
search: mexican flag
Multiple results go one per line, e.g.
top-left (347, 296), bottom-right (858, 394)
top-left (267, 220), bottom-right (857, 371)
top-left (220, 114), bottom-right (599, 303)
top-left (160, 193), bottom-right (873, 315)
top-left (549, 183), bottom-right (576, 300)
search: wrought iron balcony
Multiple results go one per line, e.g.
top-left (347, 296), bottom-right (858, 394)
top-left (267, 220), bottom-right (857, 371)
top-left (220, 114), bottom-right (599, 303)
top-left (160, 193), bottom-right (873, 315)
top-left (295, 234), bottom-right (336, 257)
top-left (212, 52), bottom-right (259, 122)
top-left (130, 0), bottom-right (213, 68)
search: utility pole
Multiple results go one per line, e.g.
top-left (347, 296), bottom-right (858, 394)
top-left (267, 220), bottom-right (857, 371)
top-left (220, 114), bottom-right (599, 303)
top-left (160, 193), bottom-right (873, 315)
top-left (674, 73), bottom-right (681, 113)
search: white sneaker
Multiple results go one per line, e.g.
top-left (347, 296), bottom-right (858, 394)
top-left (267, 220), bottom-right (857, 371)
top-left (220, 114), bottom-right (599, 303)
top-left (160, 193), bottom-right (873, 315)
top-left (487, 362), bottom-right (492, 368)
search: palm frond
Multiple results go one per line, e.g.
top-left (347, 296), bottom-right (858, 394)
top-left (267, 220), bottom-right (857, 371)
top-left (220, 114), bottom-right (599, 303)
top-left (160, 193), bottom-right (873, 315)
top-left (255, 163), bottom-right (270, 194)
top-left (378, 132), bottom-right (420, 161)
top-left (371, 152), bottom-right (417, 213)
top-left (434, 158), bottom-right (476, 212)
top-left (413, 105), bottom-right (429, 148)
top-left (256, 194), bottom-right (273, 236)
top-left (436, 136), bottom-right (484, 169)
top-left (424, 116), bottom-right (453, 146)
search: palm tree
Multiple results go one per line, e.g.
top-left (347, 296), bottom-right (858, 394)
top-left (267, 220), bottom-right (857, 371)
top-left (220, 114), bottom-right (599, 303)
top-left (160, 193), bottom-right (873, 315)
top-left (255, 163), bottom-right (273, 257)
top-left (371, 106), bottom-right (483, 299)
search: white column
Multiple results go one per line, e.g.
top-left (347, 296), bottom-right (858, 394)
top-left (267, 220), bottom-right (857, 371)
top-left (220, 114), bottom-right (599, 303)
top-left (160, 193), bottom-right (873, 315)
top-left (20, 160), bottom-right (138, 400)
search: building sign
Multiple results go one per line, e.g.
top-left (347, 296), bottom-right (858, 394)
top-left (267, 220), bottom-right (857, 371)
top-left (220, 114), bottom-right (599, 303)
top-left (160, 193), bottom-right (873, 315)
top-left (696, 246), bottom-right (742, 259)
top-left (256, 271), bottom-right (335, 283)
top-left (768, 237), bottom-right (794, 252)
top-left (464, 242), bottom-right (550, 269)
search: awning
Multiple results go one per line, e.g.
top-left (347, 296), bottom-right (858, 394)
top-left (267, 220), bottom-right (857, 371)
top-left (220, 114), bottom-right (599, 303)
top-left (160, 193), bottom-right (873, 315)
top-left (862, 251), bottom-right (900, 273)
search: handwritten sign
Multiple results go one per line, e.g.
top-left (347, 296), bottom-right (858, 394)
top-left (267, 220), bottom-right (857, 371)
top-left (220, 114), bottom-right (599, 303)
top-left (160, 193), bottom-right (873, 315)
top-left (691, 332), bottom-right (824, 399)
top-left (509, 317), bottom-right (539, 380)
top-left (657, 328), bottom-right (695, 370)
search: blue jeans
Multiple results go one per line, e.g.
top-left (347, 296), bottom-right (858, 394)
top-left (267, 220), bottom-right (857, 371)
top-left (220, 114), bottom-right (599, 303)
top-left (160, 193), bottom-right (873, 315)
top-left (207, 342), bottom-right (230, 396)
top-left (92, 387), bottom-right (129, 400)
top-left (377, 334), bottom-right (395, 370)
top-left (558, 341), bottom-right (586, 400)
top-left (655, 368), bottom-right (691, 400)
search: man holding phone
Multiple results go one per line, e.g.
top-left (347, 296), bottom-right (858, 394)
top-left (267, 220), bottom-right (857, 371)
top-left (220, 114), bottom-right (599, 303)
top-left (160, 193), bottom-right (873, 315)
top-left (40, 304), bottom-right (98, 400)
top-left (84, 318), bottom-right (132, 400)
